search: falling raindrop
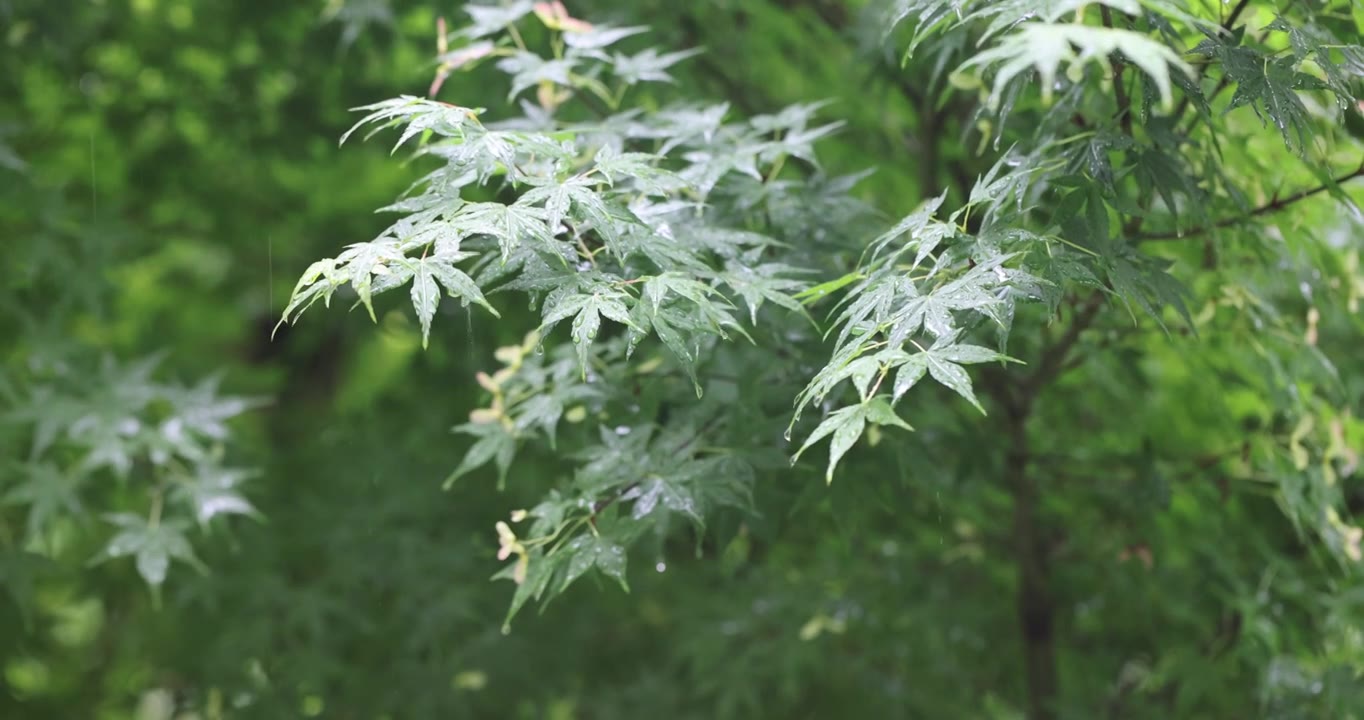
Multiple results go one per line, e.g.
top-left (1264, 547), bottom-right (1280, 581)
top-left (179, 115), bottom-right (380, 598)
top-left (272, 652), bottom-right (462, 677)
top-left (655, 562), bottom-right (666, 573)
top-left (614, 425), bottom-right (631, 436)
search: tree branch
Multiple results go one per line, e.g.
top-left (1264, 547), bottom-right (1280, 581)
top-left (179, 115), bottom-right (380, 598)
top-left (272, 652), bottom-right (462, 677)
top-left (1007, 416), bottom-right (1057, 720)
top-left (1100, 6), bottom-right (1133, 137)
top-left (1024, 291), bottom-right (1107, 400)
top-left (1003, 289), bottom-right (1107, 720)
top-left (1136, 164), bottom-right (1364, 242)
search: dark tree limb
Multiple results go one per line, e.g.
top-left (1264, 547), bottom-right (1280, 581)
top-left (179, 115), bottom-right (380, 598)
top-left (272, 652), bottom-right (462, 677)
top-left (986, 291), bottom-right (1108, 720)
top-left (1024, 292), bottom-right (1108, 402)
top-left (1100, 6), bottom-right (1134, 137)
top-left (1137, 164), bottom-right (1364, 241)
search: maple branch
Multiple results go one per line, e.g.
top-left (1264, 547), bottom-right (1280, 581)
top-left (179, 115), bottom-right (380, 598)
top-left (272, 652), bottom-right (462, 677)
top-left (1136, 164), bottom-right (1364, 242)
top-left (1003, 289), bottom-right (1108, 720)
top-left (591, 481), bottom-right (639, 517)
top-left (1024, 291), bottom-right (1107, 399)
top-left (1223, 0), bottom-right (1254, 31)
top-left (1100, 6), bottom-right (1134, 137)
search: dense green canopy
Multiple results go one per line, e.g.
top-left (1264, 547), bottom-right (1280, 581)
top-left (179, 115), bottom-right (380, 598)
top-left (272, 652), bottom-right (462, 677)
top-left (3, 1), bottom-right (1364, 718)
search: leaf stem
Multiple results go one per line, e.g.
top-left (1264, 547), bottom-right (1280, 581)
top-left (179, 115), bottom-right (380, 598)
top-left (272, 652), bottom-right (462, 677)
top-left (148, 486), bottom-right (164, 529)
top-left (507, 22), bottom-right (528, 52)
top-left (576, 237), bottom-right (598, 266)
top-left (766, 153), bottom-right (787, 184)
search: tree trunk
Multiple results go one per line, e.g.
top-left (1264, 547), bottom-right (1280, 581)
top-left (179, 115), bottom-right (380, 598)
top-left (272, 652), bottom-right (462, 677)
top-left (1009, 417), bottom-right (1057, 720)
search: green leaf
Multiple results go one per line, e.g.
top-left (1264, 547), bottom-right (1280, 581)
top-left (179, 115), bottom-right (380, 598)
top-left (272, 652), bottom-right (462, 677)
top-left (169, 462), bottom-right (259, 527)
top-left (446, 422), bottom-right (518, 489)
top-left (463, 1), bottom-right (534, 39)
top-left (497, 51), bottom-right (578, 101)
top-left (456, 201), bottom-right (557, 260)
top-left (868, 191), bottom-right (947, 260)
top-left (793, 397), bottom-right (912, 484)
top-left (3, 463), bottom-right (85, 539)
top-left (720, 263), bottom-right (809, 323)
top-left (341, 96), bottom-right (481, 151)
top-left (410, 258), bottom-right (441, 348)
top-left (883, 0), bottom-right (965, 58)
top-left (961, 23), bottom-right (1194, 111)
top-left (610, 47), bottom-right (703, 85)
top-left (561, 535), bottom-right (629, 591)
top-left (924, 352), bottom-right (984, 413)
top-left (892, 354), bottom-right (929, 403)
top-left (890, 342), bottom-right (1014, 409)
top-left (540, 288), bottom-right (638, 378)
top-left (628, 475), bottom-right (701, 524)
top-left (795, 272), bottom-right (865, 305)
top-left (501, 550), bottom-right (560, 632)
top-left (591, 146), bottom-right (686, 195)
top-left (94, 514), bottom-right (203, 588)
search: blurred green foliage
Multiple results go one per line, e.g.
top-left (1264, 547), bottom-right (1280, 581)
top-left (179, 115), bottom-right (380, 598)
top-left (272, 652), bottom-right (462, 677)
top-left (2, 1), bottom-right (1364, 719)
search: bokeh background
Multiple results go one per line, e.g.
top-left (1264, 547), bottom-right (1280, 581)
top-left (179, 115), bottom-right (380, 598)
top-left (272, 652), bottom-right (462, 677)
top-left (1, 1), bottom-right (948, 717)
top-left (4, 1), bottom-right (1364, 718)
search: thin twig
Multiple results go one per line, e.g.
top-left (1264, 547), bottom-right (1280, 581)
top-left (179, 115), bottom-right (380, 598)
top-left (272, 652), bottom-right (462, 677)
top-left (1023, 292), bottom-right (1107, 400)
top-left (1137, 164), bottom-right (1364, 242)
top-left (1100, 7), bottom-right (1133, 137)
